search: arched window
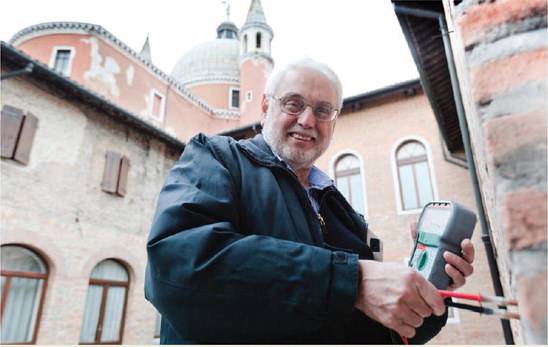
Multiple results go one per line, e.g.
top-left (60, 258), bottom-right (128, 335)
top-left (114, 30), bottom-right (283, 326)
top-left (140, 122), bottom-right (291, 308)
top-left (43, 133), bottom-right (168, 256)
top-left (335, 154), bottom-right (365, 215)
top-left (256, 32), bottom-right (262, 49)
top-left (79, 259), bottom-right (129, 344)
top-left (396, 140), bottom-right (434, 210)
top-left (1, 245), bottom-right (48, 344)
top-left (243, 34), bottom-right (248, 52)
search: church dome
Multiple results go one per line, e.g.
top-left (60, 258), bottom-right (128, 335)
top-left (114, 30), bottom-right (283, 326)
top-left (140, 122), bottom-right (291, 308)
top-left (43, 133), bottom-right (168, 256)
top-left (171, 22), bottom-right (240, 86)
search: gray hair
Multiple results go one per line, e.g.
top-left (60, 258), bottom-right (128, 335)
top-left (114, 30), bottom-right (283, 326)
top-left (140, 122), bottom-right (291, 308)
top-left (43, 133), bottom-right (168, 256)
top-left (264, 58), bottom-right (344, 110)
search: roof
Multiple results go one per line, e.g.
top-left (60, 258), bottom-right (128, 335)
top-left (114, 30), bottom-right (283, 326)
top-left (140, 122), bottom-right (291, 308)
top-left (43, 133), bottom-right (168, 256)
top-left (241, 0), bottom-right (273, 35)
top-left (8, 21), bottom-right (230, 117)
top-left (171, 38), bottom-right (240, 86)
top-left (392, 1), bottom-right (464, 153)
top-left (1, 41), bottom-right (185, 151)
top-left (342, 79), bottom-right (422, 113)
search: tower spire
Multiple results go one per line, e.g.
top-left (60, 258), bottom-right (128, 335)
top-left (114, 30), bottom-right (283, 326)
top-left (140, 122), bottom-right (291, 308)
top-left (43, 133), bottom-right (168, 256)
top-left (239, 0), bottom-right (273, 59)
top-left (139, 34), bottom-right (152, 63)
top-left (243, 0), bottom-right (269, 29)
top-left (221, 0), bottom-right (231, 21)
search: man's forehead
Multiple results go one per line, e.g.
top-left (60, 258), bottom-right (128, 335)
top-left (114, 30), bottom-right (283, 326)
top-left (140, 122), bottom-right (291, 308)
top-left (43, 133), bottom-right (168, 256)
top-left (277, 68), bottom-right (337, 100)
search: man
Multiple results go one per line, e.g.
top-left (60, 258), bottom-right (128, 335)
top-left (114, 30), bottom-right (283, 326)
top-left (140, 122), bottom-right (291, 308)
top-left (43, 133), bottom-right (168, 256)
top-left (145, 58), bottom-right (475, 344)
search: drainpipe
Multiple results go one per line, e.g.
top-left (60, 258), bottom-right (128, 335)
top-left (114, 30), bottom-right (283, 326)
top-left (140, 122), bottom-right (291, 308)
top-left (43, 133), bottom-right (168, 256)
top-left (393, 5), bottom-right (514, 344)
top-left (1, 63), bottom-right (34, 80)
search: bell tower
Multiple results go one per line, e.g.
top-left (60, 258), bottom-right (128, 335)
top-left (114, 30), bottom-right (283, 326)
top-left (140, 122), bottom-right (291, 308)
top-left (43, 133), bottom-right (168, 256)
top-left (238, 0), bottom-right (274, 124)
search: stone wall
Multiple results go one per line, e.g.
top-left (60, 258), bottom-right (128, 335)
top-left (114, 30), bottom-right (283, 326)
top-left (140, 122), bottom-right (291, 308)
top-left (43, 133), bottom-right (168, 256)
top-left (449, 0), bottom-right (547, 343)
top-left (1, 76), bottom-right (180, 344)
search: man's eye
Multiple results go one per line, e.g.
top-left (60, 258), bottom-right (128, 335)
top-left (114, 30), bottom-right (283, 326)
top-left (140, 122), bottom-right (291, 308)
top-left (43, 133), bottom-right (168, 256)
top-left (284, 100), bottom-right (304, 112)
top-left (315, 106), bottom-right (332, 118)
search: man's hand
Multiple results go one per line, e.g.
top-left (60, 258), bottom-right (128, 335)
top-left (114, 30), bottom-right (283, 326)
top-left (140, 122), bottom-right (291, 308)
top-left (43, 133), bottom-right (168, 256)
top-left (409, 222), bottom-right (475, 291)
top-left (354, 260), bottom-right (446, 338)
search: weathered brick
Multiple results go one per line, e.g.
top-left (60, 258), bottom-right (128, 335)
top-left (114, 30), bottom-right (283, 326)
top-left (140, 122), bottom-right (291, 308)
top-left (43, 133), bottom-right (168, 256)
top-left (484, 111), bottom-right (547, 157)
top-left (470, 49), bottom-right (547, 102)
top-left (502, 190), bottom-right (548, 250)
top-left (457, 0), bottom-right (547, 47)
top-left (515, 269), bottom-right (548, 344)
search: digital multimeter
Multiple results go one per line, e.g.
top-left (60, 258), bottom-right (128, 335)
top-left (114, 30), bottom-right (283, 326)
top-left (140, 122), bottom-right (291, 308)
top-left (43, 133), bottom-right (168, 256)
top-left (408, 201), bottom-right (477, 290)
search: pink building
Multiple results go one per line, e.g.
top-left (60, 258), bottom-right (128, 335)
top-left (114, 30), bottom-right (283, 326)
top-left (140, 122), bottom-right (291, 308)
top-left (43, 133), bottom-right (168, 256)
top-left (9, 0), bottom-right (273, 142)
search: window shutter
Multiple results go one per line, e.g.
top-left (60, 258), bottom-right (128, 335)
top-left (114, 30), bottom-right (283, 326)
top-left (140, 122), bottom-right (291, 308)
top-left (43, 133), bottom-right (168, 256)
top-left (116, 156), bottom-right (130, 197)
top-left (102, 152), bottom-right (121, 193)
top-left (1, 105), bottom-right (24, 159)
top-left (13, 112), bottom-right (39, 165)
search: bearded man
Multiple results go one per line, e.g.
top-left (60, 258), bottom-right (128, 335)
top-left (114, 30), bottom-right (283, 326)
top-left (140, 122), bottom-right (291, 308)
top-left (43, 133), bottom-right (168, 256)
top-left (145, 58), bottom-right (475, 344)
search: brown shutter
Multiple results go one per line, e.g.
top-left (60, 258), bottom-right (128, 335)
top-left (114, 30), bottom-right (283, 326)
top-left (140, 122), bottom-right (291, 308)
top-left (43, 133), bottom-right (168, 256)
top-left (1, 105), bottom-right (24, 159)
top-left (102, 151), bottom-right (121, 193)
top-left (13, 112), bottom-right (39, 164)
top-left (116, 156), bottom-right (130, 197)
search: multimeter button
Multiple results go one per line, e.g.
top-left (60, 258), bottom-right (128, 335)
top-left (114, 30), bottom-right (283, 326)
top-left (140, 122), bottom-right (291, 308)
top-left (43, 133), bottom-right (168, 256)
top-left (418, 251), bottom-right (429, 271)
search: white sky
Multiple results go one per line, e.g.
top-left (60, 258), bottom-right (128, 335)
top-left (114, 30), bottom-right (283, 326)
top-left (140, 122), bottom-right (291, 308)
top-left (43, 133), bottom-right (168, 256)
top-left (0, 0), bottom-right (419, 97)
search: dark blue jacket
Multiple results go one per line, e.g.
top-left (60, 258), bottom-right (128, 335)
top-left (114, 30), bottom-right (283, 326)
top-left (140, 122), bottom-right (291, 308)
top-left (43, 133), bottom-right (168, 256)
top-left (145, 133), bottom-right (447, 344)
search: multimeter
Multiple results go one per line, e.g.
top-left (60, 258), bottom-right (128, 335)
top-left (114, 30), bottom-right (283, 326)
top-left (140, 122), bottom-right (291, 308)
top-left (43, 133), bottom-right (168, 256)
top-left (408, 201), bottom-right (477, 290)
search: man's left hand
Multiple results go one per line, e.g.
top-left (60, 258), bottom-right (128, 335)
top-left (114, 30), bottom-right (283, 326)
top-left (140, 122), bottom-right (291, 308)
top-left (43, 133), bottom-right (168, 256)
top-left (409, 222), bottom-right (475, 291)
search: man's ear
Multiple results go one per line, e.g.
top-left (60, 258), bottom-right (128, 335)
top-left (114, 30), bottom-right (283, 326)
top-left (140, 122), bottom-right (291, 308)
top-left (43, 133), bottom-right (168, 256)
top-left (260, 95), bottom-right (269, 114)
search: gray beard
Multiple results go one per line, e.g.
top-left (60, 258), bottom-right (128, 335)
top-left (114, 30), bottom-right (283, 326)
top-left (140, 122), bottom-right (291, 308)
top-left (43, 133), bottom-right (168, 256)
top-left (262, 115), bottom-right (327, 171)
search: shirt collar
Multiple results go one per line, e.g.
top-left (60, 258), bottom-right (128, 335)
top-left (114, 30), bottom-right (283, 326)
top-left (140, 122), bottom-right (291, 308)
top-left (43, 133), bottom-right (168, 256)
top-left (265, 142), bottom-right (333, 190)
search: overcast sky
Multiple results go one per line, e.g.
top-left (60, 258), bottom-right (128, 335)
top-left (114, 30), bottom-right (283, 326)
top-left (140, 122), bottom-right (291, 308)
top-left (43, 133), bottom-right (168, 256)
top-left (0, 0), bottom-right (419, 97)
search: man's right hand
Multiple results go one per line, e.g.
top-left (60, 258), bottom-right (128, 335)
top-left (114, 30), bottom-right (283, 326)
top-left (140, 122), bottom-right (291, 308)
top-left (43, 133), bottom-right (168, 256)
top-left (354, 260), bottom-right (445, 338)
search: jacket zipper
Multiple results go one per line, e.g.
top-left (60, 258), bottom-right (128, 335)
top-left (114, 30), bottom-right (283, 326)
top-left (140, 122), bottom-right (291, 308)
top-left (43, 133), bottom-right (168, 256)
top-left (317, 213), bottom-right (327, 235)
top-left (273, 164), bottom-right (326, 243)
top-left (241, 152), bottom-right (326, 244)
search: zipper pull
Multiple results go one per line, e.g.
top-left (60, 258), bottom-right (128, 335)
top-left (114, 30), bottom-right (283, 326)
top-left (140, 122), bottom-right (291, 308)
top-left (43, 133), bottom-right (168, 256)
top-left (317, 213), bottom-right (327, 235)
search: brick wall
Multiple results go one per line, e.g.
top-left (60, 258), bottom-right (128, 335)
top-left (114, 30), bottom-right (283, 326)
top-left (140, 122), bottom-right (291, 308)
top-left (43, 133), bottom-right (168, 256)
top-left (449, 0), bottom-right (547, 343)
top-left (1, 76), bottom-right (180, 344)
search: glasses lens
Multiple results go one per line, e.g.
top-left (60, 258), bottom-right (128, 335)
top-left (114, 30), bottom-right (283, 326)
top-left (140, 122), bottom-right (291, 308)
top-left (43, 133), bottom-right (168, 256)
top-left (314, 103), bottom-right (335, 121)
top-left (280, 95), bottom-right (305, 115)
top-left (278, 94), bottom-right (337, 121)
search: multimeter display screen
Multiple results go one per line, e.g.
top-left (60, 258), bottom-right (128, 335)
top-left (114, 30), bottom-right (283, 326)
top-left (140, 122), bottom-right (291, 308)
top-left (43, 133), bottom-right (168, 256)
top-left (417, 207), bottom-right (451, 236)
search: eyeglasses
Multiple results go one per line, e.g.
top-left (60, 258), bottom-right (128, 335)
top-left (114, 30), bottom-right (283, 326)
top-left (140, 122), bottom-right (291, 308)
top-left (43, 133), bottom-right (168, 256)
top-left (268, 93), bottom-right (339, 122)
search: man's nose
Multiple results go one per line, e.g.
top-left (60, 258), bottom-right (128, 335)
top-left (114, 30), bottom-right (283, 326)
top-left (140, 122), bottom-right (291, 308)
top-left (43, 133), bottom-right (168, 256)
top-left (297, 105), bottom-right (316, 128)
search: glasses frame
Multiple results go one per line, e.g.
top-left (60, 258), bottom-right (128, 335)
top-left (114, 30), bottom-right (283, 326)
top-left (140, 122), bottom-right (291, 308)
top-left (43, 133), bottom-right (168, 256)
top-left (267, 94), bottom-right (339, 122)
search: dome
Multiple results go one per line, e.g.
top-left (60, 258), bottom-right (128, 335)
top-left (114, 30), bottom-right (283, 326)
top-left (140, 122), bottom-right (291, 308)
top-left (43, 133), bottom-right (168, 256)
top-left (171, 38), bottom-right (240, 86)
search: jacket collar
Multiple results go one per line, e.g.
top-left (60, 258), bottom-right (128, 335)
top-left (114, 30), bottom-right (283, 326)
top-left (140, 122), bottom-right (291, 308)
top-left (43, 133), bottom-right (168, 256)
top-left (237, 134), bottom-right (283, 167)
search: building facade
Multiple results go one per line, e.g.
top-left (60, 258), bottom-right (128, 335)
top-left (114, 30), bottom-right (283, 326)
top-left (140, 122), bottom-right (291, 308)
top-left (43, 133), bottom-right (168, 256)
top-left (0, 0), bottom-right (522, 344)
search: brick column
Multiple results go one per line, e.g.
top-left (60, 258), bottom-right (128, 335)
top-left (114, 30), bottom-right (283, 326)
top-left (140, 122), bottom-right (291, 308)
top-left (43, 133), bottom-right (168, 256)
top-left (452, 0), bottom-right (547, 343)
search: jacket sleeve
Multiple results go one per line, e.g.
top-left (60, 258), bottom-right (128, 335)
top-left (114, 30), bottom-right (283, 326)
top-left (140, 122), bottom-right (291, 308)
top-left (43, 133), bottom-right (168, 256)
top-left (145, 134), bottom-right (360, 342)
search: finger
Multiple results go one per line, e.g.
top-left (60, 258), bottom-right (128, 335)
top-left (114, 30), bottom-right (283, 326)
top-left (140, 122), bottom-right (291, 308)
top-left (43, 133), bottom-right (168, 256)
top-left (400, 306), bottom-right (424, 328)
top-left (444, 251), bottom-right (474, 277)
top-left (460, 239), bottom-right (475, 263)
top-left (415, 276), bottom-right (445, 316)
top-left (393, 320), bottom-right (416, 339)
top-left (445, 263), bottom-right (466, 289)
top-left (410, 291), bottom-right (434, 318)
top-left (409, 222), bottom-right (418, 241)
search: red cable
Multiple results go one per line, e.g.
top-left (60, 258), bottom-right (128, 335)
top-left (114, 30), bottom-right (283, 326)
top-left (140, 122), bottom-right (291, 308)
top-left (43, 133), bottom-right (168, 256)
top-left (438, 290), bottom-right (482, 302)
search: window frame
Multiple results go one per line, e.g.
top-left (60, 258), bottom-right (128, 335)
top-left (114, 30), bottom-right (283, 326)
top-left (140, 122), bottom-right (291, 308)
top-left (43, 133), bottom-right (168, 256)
top-left (390, 136), bottom-right (438, 215)
top-left (255, 32), bottom-right (262, 49)
top-left (329, 150), bottom-right (369, 217)
top-left (148, 89), bottom-right (166, 122)
top-left (0, 244), bottom-right (49, 345)
top-left (101, 152), bottom-right (130, 197)
top-left (229, 87), bottom-right (240, 109)
top-left (1, 105), bottom-right (39, 165)
top-left (48, 46), bottom-right (75, 77)
top-left (79, 259), bottom-right (130, 345)
top-left (245, 90), bottom-right (253, 103)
